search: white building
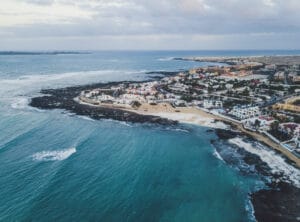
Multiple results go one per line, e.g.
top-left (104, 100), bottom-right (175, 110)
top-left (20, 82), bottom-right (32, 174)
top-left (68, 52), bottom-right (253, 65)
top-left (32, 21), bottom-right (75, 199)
top-left (242, 116), bottom-right (274, 131)
top-left (203, 100), bottom-right (223, 109)
top-left (85, 90), bottom-right (100, 98)
top-left (117, 94), bottom-right (146, 104)
top-left (229, 106), bottom-right (261, 120)
top-left (225, 84), bottom-right (233, 90)
top-left (168, 83), bottom-right (189, 92)
top-left (96, 94), bottom-right (114, 102)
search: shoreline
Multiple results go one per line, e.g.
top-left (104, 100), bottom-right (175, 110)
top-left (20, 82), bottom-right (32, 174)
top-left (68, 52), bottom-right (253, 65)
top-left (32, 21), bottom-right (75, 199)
top-left (30, 78), bottom-right (300, 168)
top-left (75, 98), bottom-right (300, 221)
top-left (211, 133), bottom-right (300, 222)
top-left (77, 99), bottom-right (229, 129)
top-left (76, 97), bottom-right (300, 221)
top-left (175, 55), bottom-right (300, 65)
top-left (29, 80), bottom-right (180, 125)
top-left (29, 79), bottom-right (300, 222)
top-left (86, 99), bottom-right (300, 168)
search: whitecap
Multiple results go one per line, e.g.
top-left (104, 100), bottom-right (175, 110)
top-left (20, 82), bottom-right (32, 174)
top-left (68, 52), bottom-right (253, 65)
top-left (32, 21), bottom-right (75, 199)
top-left (0, 69), bottom-right (147, 101)
top-left (101, 118), bottom-right (133, 127)
top-left (173, 128), bottom-right (189, 133)
top-left (158, 57), bottom-right (174, 61)
top-left (11, 97), bottom-right (30, 109)
top-left (213, 149), bottom-right (225, 162)
top-left (245, 198), bottom-right (256, 222)
top-left (229, 137), bottom-right (300, 188)
top-left (165, 127), bottom-right (189, 133)
top-left (118, 121), bottom-right (132, 127)
top-left (77, 115), bottom-right (95, 122)
top-left (32, 147), bottom-right (76, 162)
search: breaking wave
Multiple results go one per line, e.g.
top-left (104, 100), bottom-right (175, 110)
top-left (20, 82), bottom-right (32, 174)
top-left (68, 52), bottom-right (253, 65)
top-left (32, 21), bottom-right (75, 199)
top-left (213, 149), bottom-right (225, 162)
top-left (32, 147), bottom-right (76, 162)
top-left (77, 115), bottom-right (96, 122)
top-left (229, 137), bottom-right (300, 188)
top-left (172, 128), bottom-right (189, 133)
top-left (0, 69), bottom-right (145, 95)
top-left (0, 69), bottom-right (147, 110)
top-left (10, 97), bottom-right (30, 109)
top-left (158, 57), bottom-right (174, 61)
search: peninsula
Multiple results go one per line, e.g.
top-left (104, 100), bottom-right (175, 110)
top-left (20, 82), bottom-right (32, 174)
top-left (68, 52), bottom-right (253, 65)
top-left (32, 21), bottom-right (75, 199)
top-left (30, 55), bottom-right (300, 222)
top-left (32, 55), bottom-right (300, 166)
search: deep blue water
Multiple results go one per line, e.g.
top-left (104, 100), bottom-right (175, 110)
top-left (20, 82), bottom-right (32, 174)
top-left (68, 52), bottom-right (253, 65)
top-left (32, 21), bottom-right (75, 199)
top-left (1, 50), bottom-right (299, 221)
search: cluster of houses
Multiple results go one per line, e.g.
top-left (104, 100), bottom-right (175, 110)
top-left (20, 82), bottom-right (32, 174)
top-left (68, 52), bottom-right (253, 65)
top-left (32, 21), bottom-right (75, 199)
top-left (278, 123), bottom-right (300, 153)
top-left (272, 64), bottom-right (300, 83)
top-left (228, 106), bottom-right (261, 120)
top-left (242, 116), bottom-right (275, 131)
top-left (203, 99), bottom-right (223, 109)
top-left (80, 59), bottom-right (300, 154)
top-left (279, 122), bottom-right (300, 138)
top-left (125, 82), bottom-right (158, 96)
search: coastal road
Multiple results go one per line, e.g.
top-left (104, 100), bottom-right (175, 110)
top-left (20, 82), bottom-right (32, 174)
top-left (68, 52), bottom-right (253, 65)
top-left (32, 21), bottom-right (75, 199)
top-left (204, 110), bottom-right (300, 168)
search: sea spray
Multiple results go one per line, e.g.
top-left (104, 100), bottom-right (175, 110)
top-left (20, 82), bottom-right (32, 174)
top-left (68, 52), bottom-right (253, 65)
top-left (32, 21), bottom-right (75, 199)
top-left (213, 149), bottom-right (225, 162)
top-left (32, 147), bottom-right (76, 162)
top-left (229, 137), bottom-right (300, 188)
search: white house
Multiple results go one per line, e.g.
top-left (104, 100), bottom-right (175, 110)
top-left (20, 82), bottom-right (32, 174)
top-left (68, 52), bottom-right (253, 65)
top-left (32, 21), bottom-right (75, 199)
top-left (229, 106), bottom-right (261, 120)
top-left (203, 100), bottom-right (223, 109)
top-left (97, 94), bottom-right (114, 102)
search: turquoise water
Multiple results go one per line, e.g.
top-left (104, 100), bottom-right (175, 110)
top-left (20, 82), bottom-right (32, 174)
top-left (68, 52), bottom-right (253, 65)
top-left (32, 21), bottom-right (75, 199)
top-left (0, 111), bottom-right (256, 222)
top-left (0, 50), bottom-right (298, 221)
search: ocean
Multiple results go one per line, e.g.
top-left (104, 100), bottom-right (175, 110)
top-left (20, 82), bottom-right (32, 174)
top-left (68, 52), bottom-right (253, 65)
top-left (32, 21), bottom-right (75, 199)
top-left (1, 50), bottom-right (300, 221)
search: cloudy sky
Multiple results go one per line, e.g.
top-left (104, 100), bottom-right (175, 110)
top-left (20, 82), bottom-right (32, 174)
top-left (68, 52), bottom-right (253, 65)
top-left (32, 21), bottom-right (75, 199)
top-left (0, 0), bottom-right (299, 50)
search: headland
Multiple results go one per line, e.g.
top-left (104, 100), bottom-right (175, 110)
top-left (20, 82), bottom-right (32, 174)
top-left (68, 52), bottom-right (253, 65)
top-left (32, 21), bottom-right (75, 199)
top-left (30, 55), bottom-right (300, 222)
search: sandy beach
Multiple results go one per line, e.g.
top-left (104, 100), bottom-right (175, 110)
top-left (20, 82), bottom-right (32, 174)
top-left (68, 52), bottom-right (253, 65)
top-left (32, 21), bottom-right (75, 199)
top-left (132, 103), bottom-right (228, 129)
top-left (77, 99), bottom-right (227, 128)
top-left (120, 102), bottom-right (300, 167)
top-left (77, 97), bottom-right (300, 167)
top-left (30, 78), bottom-right (300, 222)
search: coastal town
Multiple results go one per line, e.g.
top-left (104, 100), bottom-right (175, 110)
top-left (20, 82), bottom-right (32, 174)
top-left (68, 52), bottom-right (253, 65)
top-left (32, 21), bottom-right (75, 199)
top-left (28, 55), bottom-right (300, 222)
top-left (3, 0), bottom-right (300, 221)
top-left (78, 56), bottom-right (300, 164)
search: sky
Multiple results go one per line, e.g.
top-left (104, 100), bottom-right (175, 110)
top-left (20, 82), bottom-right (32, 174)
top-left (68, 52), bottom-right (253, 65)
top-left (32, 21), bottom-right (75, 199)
top-left (0, 0), bottom-right (299, 50)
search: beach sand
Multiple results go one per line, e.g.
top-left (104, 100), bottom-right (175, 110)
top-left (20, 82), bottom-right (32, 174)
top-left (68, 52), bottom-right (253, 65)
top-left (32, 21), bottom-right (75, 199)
top-left (129, 103), bottom-right (228, 129)
top-left (130, 103), bottom-right (300, 167)
top-left (78, 98), bottom-right (300, 167)
top-left (78, 100), bottom-right (226, 128)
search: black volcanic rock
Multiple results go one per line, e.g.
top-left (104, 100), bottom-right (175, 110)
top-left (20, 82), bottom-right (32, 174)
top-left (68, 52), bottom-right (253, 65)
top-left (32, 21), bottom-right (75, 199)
top-left (30, 81), bottom-right (177, 125)
top-left (146, 71), bottom-right (183, 76)
top-left (251, 182), bottom-right (300, 222)
top-left (212, 133), bottom-right (300, 222)
top-left (215, 129), bottom-right (240, 139)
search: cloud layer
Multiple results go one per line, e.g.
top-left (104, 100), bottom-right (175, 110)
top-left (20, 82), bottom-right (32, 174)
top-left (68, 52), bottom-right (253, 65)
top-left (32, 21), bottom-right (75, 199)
top-left (0, 0), bottom-right (299, 49)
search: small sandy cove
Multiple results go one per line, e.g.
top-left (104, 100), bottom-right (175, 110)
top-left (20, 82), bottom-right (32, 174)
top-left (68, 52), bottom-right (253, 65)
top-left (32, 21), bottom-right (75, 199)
top-left (78, 97), bottom-right (227, 128)
top-left (78, 99), bottom-right (300, 166)
top-left (131, 103), bottom-right (300, 167)
top-left (125, 103), bottom-right (228, 129)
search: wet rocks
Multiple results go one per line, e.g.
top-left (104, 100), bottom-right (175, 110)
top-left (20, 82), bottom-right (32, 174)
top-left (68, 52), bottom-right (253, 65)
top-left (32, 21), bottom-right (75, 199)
top-left (251, 182), bottom-right (300, 222)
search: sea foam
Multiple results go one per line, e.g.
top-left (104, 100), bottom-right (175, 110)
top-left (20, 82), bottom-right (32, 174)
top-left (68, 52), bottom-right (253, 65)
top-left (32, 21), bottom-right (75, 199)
top-left (32, 147), bottom-right (76, 162)
top-left (158, 57), bottom-right (174, 61)
top-left (229, 137), bottom-right (300, 188)
top-left (213, 149), bottom-right (225, 162)
top-left (0, 69), bottom-right (146, 106)
top-left (77, 115), bottom-right (96, 122)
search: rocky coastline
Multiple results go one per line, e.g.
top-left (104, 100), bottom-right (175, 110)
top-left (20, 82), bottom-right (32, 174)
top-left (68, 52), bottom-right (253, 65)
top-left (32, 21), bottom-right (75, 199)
top-left (212, 129), bottom-right (300, 222)
top-left (30, 81), bottom-right (177, 125)
top-left (29, 79), bottom-right (300, 222)
top-left (251, 182), bottom-right (300, 222)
